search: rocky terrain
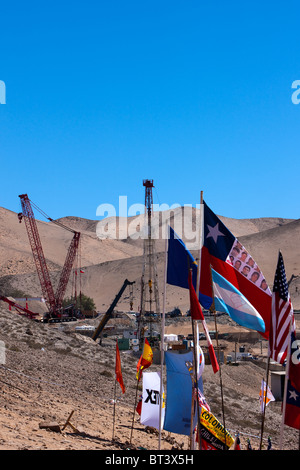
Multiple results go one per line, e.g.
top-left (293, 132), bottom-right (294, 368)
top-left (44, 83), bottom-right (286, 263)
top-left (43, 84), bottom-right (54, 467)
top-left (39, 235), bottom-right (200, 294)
top-left (0, 305), bottom-right (299, 451)
top-left (0, 202), bottom-right (299, 452)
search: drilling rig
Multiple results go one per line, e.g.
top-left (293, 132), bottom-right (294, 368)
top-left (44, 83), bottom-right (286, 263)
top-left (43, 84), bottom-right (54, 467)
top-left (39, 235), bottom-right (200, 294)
top-left (138, 179), bottom-right (161, 343)
top-left (18, 194), bottom-right (81, 323)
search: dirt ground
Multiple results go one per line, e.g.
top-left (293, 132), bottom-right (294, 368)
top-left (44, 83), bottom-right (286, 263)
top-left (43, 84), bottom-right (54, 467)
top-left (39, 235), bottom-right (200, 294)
top-left (0, 306), bottom-right (299, 452)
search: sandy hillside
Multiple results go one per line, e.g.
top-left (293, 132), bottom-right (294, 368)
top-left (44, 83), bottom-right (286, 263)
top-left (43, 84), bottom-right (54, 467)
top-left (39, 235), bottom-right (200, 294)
top-left (0, 304), bottom-right (299, 451)
top-left (0, 204), bottom-right (299, 313)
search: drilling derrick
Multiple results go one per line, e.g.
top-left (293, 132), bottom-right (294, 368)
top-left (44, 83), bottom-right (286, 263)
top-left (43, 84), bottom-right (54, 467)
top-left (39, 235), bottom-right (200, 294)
top-left (138, 179), bottom-right (160, 342)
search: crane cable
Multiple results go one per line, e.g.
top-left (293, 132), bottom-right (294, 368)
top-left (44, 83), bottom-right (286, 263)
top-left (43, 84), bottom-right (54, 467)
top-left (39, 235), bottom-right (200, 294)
top-left (28, 198), bottom-right (77, 234)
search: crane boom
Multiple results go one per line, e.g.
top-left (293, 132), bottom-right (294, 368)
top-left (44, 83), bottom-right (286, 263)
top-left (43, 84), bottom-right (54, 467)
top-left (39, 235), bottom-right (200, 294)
top-left (55, 231), bottom-right (80, 310)
top-left (19, 194), bottom-right (56, 311)
top-left (0, 295), bottom-right (40, 320)
top-left (18, 194), bottom-right (81, 321)
top-left (92, 279), bottom-right (135, 341)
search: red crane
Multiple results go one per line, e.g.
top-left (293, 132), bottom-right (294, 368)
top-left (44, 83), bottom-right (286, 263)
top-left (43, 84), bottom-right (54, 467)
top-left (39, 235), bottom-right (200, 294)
top-left (18, 194), bottom-right (81, 322)
top-left (0, 295), bottom-right (40, 320)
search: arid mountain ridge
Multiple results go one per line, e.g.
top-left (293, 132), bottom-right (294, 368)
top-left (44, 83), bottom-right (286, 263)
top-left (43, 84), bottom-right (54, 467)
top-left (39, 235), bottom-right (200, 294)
top-left (0, 205), bottom-right (299, 312)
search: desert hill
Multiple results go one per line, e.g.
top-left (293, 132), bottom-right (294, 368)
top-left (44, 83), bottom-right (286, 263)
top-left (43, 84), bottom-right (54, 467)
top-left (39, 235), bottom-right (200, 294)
top-left (0, 204), bottom-right (300, 451)
top-left (0, 304), bottom-right (299, 450)
top-left (0, 204), bottom-right (299, 312)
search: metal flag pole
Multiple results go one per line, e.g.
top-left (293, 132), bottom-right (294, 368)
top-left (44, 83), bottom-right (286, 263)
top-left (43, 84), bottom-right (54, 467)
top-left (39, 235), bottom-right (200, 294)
top-left (112, 375), bottom-right (117, 441)
top-left (196, 191), bottom-right (204, 299)
top-left (197, 192), bottom-right (226, 450)
top-left (130, 338), bottom-right (145, 445)
top-left (259, 357), bottom-right (271, 450)
top-left (194, 191), bottom-right (204, 450)
top-left (279, 314), bottom-right (294, 450)
top-left (158, 235), bottom-right (168, 450)
top-left (212, 298), bottom-right (227, 450)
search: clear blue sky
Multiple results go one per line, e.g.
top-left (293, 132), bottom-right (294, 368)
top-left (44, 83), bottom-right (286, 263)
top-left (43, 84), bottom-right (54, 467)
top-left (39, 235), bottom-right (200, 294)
top-left (1, 1), bottom-right (300, 222)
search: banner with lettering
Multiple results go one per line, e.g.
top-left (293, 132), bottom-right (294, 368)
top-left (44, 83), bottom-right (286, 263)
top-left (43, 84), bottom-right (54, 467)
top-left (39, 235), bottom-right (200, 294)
top-left (141, 371), bottom-right (165, 430)
top-left (199, 408), bottom-right (234, 450)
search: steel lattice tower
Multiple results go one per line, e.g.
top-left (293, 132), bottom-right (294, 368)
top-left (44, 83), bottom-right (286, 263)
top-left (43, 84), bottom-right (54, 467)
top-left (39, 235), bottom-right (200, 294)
top-left (138, 179), bottom-right (160, 342)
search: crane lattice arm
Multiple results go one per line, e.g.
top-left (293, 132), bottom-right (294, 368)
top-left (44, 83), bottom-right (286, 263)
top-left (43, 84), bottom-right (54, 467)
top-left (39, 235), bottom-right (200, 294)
top-left (19, 194), bottom-right (56, 312)
top-left (55, 231), bottom-right (80, 311)
top-left (18, 193), bottom-right (81, 319)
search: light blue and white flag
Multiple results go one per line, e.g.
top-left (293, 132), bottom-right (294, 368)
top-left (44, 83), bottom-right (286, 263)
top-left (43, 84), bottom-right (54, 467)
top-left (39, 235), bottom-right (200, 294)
top-left (211, 269), bottom-right (265, 333)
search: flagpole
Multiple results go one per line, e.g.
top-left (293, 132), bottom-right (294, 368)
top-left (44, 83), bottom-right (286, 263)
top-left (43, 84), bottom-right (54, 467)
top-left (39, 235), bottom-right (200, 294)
top-left (191, 317), bottom-right (202, 449)
top-left (130, 376), bottom-right (140, 445)
top-left (159, 235), bottom-right (168, 450)
top-left (259, 357), bottom-right (270, 450)
top-left (130, 338), bottom-right (145, 445)
top-left (188, 213), bottom-right (203, 451)
top-left (194, 191), bottom-right (204, 450)
top-left (212, 305), bottom-right (227, 450)
top-left (188, 314), bottom-right (199, 449)
top-left (112, 376), bottom-right (117, 441)
top-left (188, 262), bottom-right (197, 450)
top-left (193, 191), bottom-right (204, 450)
top-left (196, 191), bottom-right (204, 298)
top-left (279, 314), bottom-right (294, 450)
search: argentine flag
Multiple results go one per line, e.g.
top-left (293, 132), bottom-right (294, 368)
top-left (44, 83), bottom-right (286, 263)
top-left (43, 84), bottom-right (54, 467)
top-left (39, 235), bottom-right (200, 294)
top-left (211, 269), bottom-right (265, 333)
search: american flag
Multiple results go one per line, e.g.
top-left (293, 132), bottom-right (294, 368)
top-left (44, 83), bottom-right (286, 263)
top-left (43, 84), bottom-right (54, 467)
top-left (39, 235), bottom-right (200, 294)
top-left (268, 251), bottom-right (295, 364)
top-left (193, 386), bottom-right (211, 412)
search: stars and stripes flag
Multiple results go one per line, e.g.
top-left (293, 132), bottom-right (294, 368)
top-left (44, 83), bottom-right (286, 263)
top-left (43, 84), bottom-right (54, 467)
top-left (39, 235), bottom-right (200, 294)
top-left (193, 386), bottom-right (210, 412)
top-left (268, 251), bottom-right (295, 365)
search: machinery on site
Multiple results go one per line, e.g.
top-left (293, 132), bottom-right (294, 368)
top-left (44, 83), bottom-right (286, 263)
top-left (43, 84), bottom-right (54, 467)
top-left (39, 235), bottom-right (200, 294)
top-left (138, 179), bottom-right (161, 342)
top-left (92, 279), bottom-right (135, 342)
top-left (18, 194), bottom-right (82, 323)
top-left (0, 295), bottom-right (40, 320)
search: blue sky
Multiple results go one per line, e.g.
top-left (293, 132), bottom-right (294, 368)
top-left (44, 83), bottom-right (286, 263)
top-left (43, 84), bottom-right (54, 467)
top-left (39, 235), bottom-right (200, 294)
top-left (1, 1), bottom-right (300, 222)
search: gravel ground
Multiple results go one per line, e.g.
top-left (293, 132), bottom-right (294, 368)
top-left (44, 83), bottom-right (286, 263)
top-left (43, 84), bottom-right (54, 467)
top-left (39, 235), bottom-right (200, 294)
top-left (0, 306), bottom-right (298, 452)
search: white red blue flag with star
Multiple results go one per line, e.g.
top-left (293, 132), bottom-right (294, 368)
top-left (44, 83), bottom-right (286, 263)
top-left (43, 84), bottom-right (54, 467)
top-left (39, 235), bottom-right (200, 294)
top-left (199, 201), bottom-right (272, 337)
top-left (285, 380), bottom-right (300, 430)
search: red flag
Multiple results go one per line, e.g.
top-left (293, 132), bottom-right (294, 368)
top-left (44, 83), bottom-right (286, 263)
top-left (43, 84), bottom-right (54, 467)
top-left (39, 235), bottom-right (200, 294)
top-left (188, 270), bottom-right (204, 321)
top-left (268, 252), bottom-right (295, 365)
top-left (115, 341), bottom-right (125, 394)
top-left (188, 270), bottom-right (219, 373)
top-left (233, 434), bottom-right (241, 450)
top-left (207, 341), bottom-right (220, 374)
top-left (136, 397), bottom-right (142, 415)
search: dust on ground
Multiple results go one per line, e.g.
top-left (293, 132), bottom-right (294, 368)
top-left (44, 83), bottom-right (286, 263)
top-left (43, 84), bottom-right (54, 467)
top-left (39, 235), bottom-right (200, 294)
top-left (0, 307), bottom-right (298, 451)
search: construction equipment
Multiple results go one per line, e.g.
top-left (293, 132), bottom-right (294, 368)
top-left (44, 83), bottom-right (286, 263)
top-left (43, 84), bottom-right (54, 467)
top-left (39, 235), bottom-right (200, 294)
top-left (0, 295), bottom-right (40, 320)
top-left (138, 179), bottom-right (160, 341)
top-left (92, 279), bottom-right (135, 342)
top-left (18, 194), bottom-right (81, 323)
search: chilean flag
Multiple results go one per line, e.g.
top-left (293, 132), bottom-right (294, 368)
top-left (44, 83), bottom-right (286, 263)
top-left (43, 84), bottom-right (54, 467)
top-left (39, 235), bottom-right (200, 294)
top-left (284, 380), bottom-right (300, 430)
top-left (199, 202), bottom-right (272, 338)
